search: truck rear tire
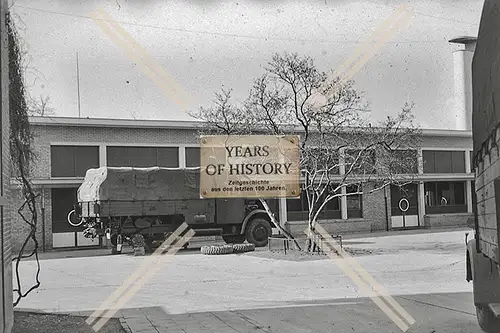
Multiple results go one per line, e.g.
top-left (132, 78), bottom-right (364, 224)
top-left (245, 218), bottom-right (272, 247)
top-left (476, 304), bottom-right (500, 333)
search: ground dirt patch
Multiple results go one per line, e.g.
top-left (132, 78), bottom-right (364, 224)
top-left (13, 311), bottom-right (126, 333)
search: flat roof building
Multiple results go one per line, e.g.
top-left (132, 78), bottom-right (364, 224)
top-left (9, 116), bottom-right (474, 252)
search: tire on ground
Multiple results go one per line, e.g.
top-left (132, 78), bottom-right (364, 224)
top-left (245, 218), bottom-right (272, 247)
top-left (232, 243), bottom-right (256, 253)
top-left (201, 245), bottom-right (234, 255)
top-left (476, 304), bottom-right (500, 333)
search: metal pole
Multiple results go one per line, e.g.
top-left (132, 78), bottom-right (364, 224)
top-left (41, 186), bottom-right (45, 252)
top-left (76, 52), bottom-right (81, 118)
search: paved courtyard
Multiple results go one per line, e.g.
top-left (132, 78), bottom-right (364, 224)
top-left (13, 228), bottom-right (481, 332)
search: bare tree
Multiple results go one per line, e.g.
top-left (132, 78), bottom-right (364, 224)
top-left (27, 95), bottom-right (55, 117)
top-left (192, 52), bottom-right (422, 252)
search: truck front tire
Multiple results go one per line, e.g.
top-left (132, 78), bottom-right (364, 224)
top-left (477, 304), bottom-right (500, 333)
top-left (245, 218), bottom-right (272, 247)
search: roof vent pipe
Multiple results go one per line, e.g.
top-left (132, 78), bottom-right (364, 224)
top-left (449, 36), bottom-right (477, 131)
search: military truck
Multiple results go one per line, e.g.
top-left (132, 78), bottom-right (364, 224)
top-left (466, 0), bottom-right (500, 331)
top-left (68, 166), bottom-right (275, 253)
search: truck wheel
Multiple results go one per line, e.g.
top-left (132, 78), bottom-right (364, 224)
top-left (222, 235), bottom-right (245, 244)
top-left (476, 304), bottom-right (500, 333)
top-left (245, 218), bottom-right (272, 247)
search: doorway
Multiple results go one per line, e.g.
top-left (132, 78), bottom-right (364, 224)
top-left (390, 183), bottom-right (420, 228)
top-left (51, 187), bottom-right (99, 248)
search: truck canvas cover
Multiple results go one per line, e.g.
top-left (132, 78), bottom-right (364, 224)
top-left (472, 0), bottom-right (500, 156)
top-left (77, 167), bottom-right (201, 202)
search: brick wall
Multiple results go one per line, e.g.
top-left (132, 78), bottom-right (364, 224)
top-left (30, 125), bottom-right (199, 178)
top-left (10, 122), bottom-right (474, 253)
top-left (287, 219), bottom-right (372, 237)
top-left (362, 184), bottom-right (388, 232)
top-left (10, 124), bottom-right (200, 253)
top-left (423, 213), bottom-right (473, 228)
top-left (10, 186), bottom-right (52, 254)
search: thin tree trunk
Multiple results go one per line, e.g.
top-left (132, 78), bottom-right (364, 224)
top-left (258, 198), bottom-right (302, 251)
top-left (306, 217), bottom-right (321, 253)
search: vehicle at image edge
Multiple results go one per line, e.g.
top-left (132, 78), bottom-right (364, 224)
top-left (68, 166), bottom-right (274, 254)
top-left (466, 0), bottom-right (500, 332)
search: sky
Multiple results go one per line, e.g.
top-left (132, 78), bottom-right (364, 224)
top-left (10, 0), bottom-right (483, 129)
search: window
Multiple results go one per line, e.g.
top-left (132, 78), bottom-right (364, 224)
top-left (51, 146), bottom-right (99, 177)
top-left (423, 150), bottom-right (465, 174)
top-left (286, 190), bottom-right (309, 221)
top-left (345, 149), bottom-right (376, 175)
top-left (107, 146), bottom-right (179, 168)
top-left (246, 199), bottom-right (279, 220)
top-left (317, 187), bottom-right (341, 220)
top-left (388, 150), bottom-right (418, 174)
top-left (304, 148), bottom-right (339, 174)
top-left (186, 147), bottom-right (200, 167)
top-left (424, 181), bottom-right (467, 214)
top-left (286, 186), bottom-right (341, 221)
top-left (346, 185), bottom-right (363, 218)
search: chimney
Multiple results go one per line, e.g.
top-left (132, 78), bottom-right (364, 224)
top-left (449, 36), bottom-right (477, 131)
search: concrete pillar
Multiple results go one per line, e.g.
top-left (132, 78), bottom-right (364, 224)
top-left (449, 37), bottom-right (477, 131)
top-left (418, 182), bottom-right (425, 226)
top-left (338, 148), bottom-right (348, 220)
top-left (466, 181), bottom-right (473, 213)
top-left (179, 146), bottom-right (186, 168)
top-left (341, 186), bottom-right (348, 220)
top-left (279, 198), bottom-right (288, 232)
top-left (417, 149), bottom-right (425, 225)
top-left (465, 149), bottom-right (472, 174)
top-left (99, 144), bottom-right (107, 167)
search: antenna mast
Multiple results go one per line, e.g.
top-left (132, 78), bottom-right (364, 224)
top-left (76, 51), bottom-right (81, 118)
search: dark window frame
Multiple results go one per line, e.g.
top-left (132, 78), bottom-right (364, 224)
top-left (388, 149), bottom-right (418, 174)
top-left (185, 146), bottom-right (201, 167)
top-left (424, 181), bottom-right (467, 214)
top-left (303, 148), bottom-right (340, 175)
top-left (106, 146), bottom-right (180, 168)
top-left (51, 145), bottom-right (100, 177)
top-left (286, 185), bottom-right (342, 221)
top-left (346, 185), bottom-right (363, 218)
top-left (423, 150), bottom-right (465, 174)
top-left (345, 149), bottom-right (377, 175)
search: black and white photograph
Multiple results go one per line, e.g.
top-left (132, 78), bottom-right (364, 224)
top-left (0, 0), bottom-right (497, 332)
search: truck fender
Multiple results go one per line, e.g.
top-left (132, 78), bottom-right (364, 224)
top-left (466, 245), bottom-right (473, 282)
top-left (239, 209), bottom-right (270, 234)
top-left (466, 236), bottom-right (478, 282)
